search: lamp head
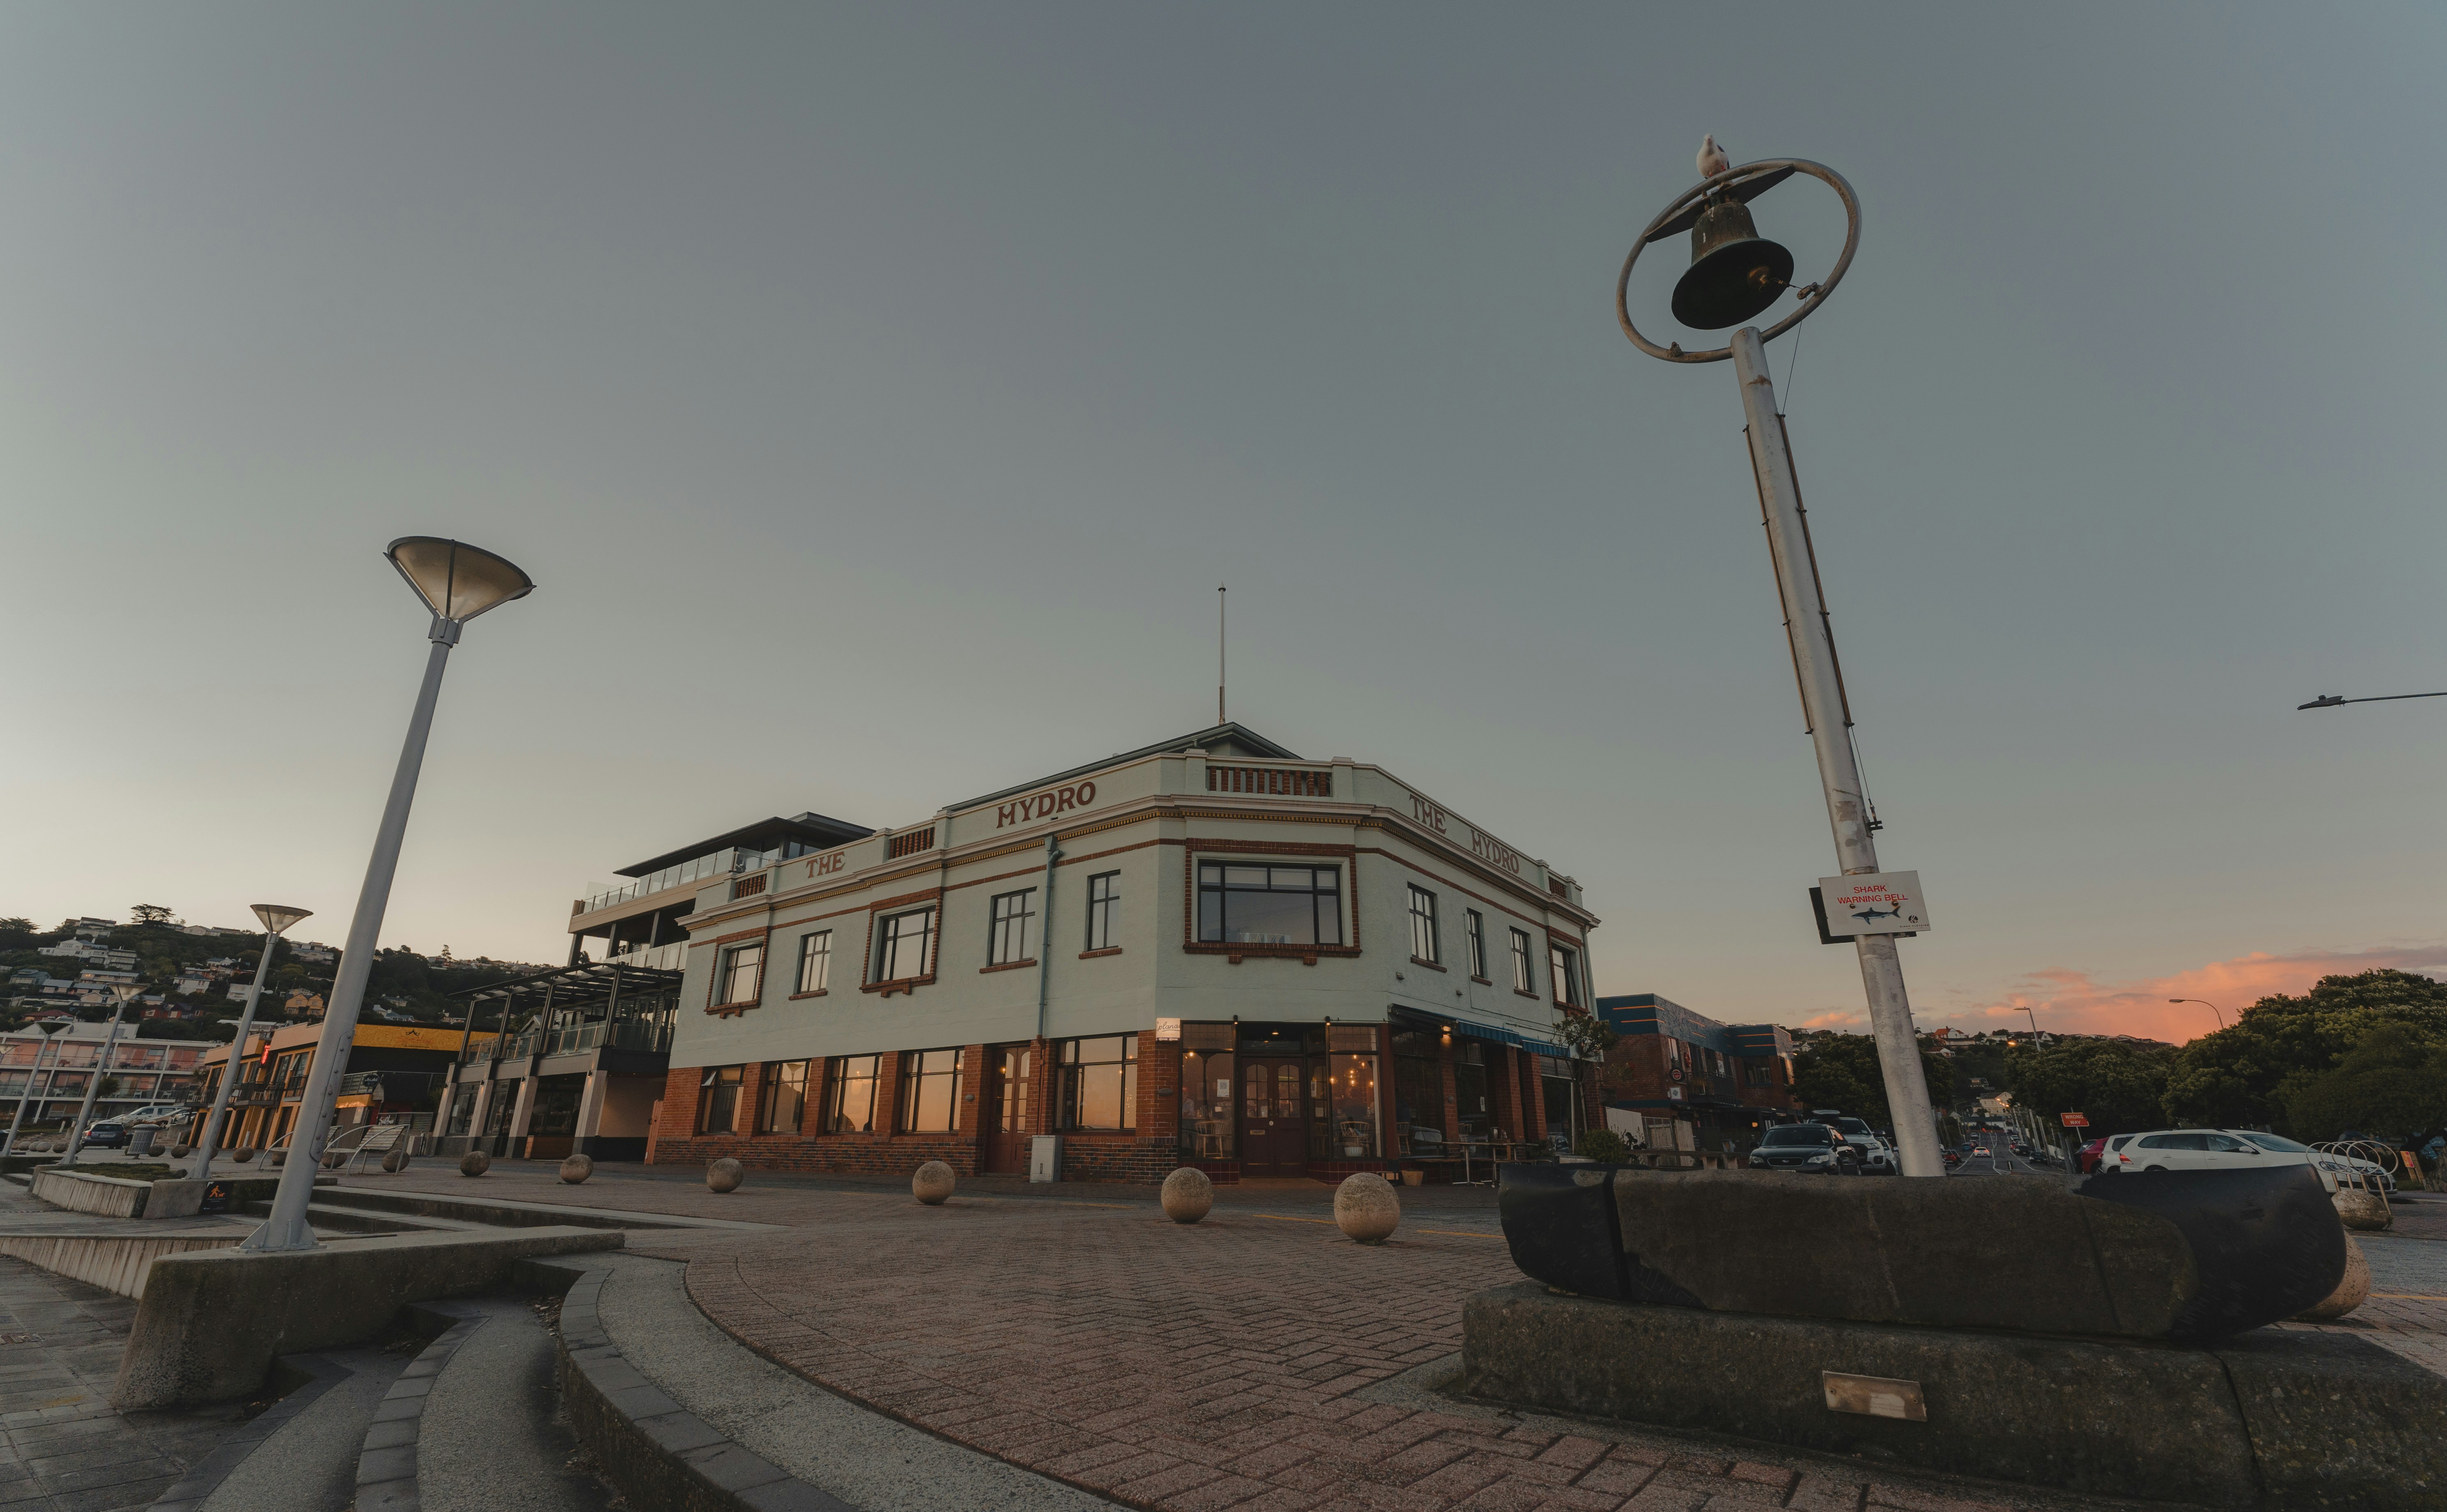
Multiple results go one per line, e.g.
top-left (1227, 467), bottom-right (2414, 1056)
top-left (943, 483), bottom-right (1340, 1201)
top-left (385, 537), bottom-right (535, 632)
top-left (251, 904), bottom-right (313, 937)
top-left (108, 984), bottom-right (141, 1007)
top-left (1671, 197), bottom-right (1795, 330)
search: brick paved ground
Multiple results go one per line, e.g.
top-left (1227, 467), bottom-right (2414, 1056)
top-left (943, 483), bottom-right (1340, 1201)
top-left (0, 1258), bottom-right (231, 1512)
top-left (347, 1161), bottom-right (2443, 1512)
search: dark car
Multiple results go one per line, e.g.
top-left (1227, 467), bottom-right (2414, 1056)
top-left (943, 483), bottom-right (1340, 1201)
top-left (1748, 1123), bottom-right (1859, 1174)
top-left (78, 1122), bottom-right (129, 1148)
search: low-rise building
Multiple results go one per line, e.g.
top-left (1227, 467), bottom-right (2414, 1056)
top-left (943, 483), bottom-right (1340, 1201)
top-left (0, 1023), bottom-right (211, 1129)
top-left (187, 1021), bottom-right (500, 1151)
top-left (1594, 993), bottom-right (1801, 1158)
top-left (606, 723), bottom-right (1601, 1183)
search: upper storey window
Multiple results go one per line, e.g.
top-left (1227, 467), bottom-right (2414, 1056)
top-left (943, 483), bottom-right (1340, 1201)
top-left (875, 907), bottom-right (935, 982)
top-left (1197, 864), bottom-right (1343, 947)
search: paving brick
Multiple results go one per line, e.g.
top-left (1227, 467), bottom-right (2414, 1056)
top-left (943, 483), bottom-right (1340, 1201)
top-left (1865, 1486), bottom-right (2015, 1512)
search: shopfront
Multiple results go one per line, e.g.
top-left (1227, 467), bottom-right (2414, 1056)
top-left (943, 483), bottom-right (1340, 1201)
top-left (1175, 1022), bottom-right (1383, 1181)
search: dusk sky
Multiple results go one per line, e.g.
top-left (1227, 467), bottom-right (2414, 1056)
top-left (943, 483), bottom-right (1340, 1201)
top-left (5, 6), bottom-right (2442, 1044)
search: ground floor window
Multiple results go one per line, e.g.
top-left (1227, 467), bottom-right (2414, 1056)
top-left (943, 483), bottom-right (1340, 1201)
top-left (1539, 1055), bottom-right (1582, 1149)
top-left (898, 1049), bottom-right (963, 1132)
top-left (760, 1060), bottom-right (809, 1133)
top-left (483, 1085), bottom-right (516, 1138)
top-left (530, 1074), bottom-right (586, 1138)
top-left (1390, 1030), bottom-right (1444, 1155)
top-left (444, 1087), bottom-right (476, 1137)
top-left (1179, 1046), bottom-right (1235, 1159)
top-left (826, 1054), bottom-right (880, 1133)
top-left (1060, 1035), bottom-right (1137, 1131)
top-left (697, 1066), bottom-right (743, 1134)
top-left (1454, 1040), bottom-right (1492, 1141)
top-left (1311, 1053), bottom-right (1380, 1160)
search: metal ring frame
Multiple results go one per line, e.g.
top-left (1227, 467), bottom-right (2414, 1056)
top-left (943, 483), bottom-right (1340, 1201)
top-left (1616, 158), bottom-right (1861, 364)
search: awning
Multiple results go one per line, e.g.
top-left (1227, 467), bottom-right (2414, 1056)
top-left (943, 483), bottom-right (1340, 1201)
top-left (1390, 1006), bottom-right (1576, 1063)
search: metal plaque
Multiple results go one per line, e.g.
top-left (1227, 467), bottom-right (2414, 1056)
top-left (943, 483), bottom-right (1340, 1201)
top-left (1821, 1371), bottom-right (1926, 1422)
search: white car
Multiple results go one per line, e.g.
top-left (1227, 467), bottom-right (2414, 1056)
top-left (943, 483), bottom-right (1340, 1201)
top-left (121, 1105), bottom-right (190, 1127)
top-left (2100, 1128), bottom-right (2393, 1193)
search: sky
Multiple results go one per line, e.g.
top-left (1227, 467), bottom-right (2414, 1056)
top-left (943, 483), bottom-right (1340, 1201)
top-left (4, 5), bottom-right (2443, 1044)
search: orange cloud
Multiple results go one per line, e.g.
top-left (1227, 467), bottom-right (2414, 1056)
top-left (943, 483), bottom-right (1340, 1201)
top-left (1920, 945), bottom-right (2447, 1044)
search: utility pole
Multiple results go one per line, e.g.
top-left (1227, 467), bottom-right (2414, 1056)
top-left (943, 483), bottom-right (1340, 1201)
top-left (1217, 585), bottom-right (1227, 726)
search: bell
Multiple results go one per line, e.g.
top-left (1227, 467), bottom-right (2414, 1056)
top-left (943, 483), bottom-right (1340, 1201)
top-left (1670, 197), bottom-right (1795, 331)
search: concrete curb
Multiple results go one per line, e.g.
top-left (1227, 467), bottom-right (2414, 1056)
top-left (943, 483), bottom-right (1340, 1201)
top-left (148, 1351), bottom-right (360, 1512)
top-left (542, 1261), bottom-right (852, 1512)
top-left (352, 1300), bottom-right (489, 1512)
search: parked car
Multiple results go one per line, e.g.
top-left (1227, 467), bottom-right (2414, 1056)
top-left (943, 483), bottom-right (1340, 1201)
top-left (120, 1105), bottom-right (189, 1127)
top-left (1748, 1123), bottom-right (1861, 1174)
top-left (2076, 1137), bottom-right (2108, 1174)
top-left (77, 1121), bottom-right (129, 1148)
top-left (2098, 1129), bottom-right (2394, 1192)
top-left (1808, 1116), bottom-right (1896, 1175)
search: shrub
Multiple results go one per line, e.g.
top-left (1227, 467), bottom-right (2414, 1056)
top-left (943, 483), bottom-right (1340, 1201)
top-left (1574, 1127), bottom-right (1632, 1164)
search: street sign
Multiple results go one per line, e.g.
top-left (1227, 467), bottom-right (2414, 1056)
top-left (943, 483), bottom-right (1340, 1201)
top-left (2060, 1113), bottom-right (2089, 1128)
top-left (1816, 872), bottom-right (1930, 935)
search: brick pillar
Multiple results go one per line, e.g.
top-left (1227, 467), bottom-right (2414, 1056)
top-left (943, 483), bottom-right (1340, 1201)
top-left (1030, 1037), bottom-right (1055, 1135)
top-left (1490, 1046), bottom-right (1526, 1145)
top-left (800, 1056), bottom-right (828, 1135)
top-left (875, 1051), bottom-right (904, 1138)
top-left (1525, 1057), bottom-right (1549, 1148)
top-left (736, 1061), bottom-right (768, 1137)
top-left (660, 1065), bottom-right (699, 1146)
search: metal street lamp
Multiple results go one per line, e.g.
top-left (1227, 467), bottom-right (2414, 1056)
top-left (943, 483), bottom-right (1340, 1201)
top-left (2169, 997), bottom-right (2226, 1031)
top-left (191, 904), bottom-right (312, 1178)
top-left (2, 1021), bottom-right (76, 1156)
top-left (61, 984), bottom-right (142, 1163)
top-left (2298, 691), bottom-right (2447, 710)
top-left (1614, 152), bottom-right (1944, 1179)
top-left (242, 538), bottom-right (533, 1253)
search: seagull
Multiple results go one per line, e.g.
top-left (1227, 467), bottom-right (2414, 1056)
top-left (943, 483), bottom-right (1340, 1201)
top-left (1698, 134), bottom-right (1730, 178)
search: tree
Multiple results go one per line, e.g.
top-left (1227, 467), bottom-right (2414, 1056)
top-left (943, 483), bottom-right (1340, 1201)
top-left (2163, 970), bottom-right (2447, 1132)
top-left (2278, 1025), bottom-right (2447, 1144)
top-left (130, 905), bottom-right (177, 926)
top-left (0, 918), bottom-right (40, 952)
top-left (2003, 1037), bottom-right (2177, 1136)
top-left (1791, 1035), bottom-right (1954, 1131)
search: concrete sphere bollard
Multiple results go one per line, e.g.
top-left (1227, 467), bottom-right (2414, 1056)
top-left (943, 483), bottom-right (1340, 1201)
top-left (268, 1149), bottom-right (287, 1168)
top-left (560, 1153), bottom-right (594, 1185)
top-left (170, 1144), bottom-right (190, 1158)
top-left (459, 1150), bottom-right (492, 1178)
top-left (2296, 1236), bottom-right (2372, 1321)
top-left (231, 1147), bottom-right (256, 1163)
top-left (707, 1157), bottom-right (745, 1193)
top-left (912, 1160), bottom-right (956, 1205)
top-left (1334, 1172), bottom-right (1401, 1245)
top-left (1160, 1167), bottom-right (1214, 1224)
top-left (381, 1147), bottom-right (411, 1174)
top-left (323, 1151), bottom-right (346, 1170)
top-left (2334, 1188), bottom-right (2392, 1232)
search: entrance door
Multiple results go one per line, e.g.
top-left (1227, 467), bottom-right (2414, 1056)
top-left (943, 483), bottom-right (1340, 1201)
top-left (1240, 1059), bottom-right (1307, 1178)
top-left (981, 1046), bottom-right (1032, 1174)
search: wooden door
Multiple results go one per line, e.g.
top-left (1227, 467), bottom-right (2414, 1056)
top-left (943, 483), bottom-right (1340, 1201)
top-left (981, 1046), bottom-right (1032, 1173)
top-left (1240, 1059), bottom-right (1307, 1178)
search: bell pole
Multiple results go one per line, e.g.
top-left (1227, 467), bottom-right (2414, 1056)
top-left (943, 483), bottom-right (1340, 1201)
top-left (1729, 327), bottom-right (1944, 1178)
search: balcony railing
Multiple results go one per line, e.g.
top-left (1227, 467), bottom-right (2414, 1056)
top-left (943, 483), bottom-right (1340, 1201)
top-left (605, 942), bottom-right (687, 972)
top-left (1207, 764), bottom-right (1332, 797)
top-left (886, 827), bottom-right (936, 859)
top-left (579, 845), bottom-right (782, 916)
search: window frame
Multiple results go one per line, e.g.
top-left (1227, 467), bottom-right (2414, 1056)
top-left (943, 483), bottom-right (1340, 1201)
top-left (897, 1047), bottom-right (964, 1133)
top-left (716, 943), bottom-right (764, 1008)
top-left (697, 1065), bottom-right (743, 1134)
top-left (794, 931), bottom-right (832, 996)
top-left (1195, 862), bottom-right (1344, 948)
top-left (1407, 885), bottom-right (1440, 965)
top-left (1084, 871), bottom-right (1120, 952)
top-left (1058, 1034), bottom-right (1139, 1132)
top-left (873, 906), bottom-right (937, 984)
top-left (1509, 928), bottom-right (1536, 995)
top-left (757, 1059), bottom-right (809, 1134)
top-left (1464, 909), bottom-right (1488, 980)
top-left (987, 889), bottom-right (1036, 967)
top-left (824, 1053), bottom-right (881, 1134)
top-left (1549, 942), bottom-right (1582, 1008)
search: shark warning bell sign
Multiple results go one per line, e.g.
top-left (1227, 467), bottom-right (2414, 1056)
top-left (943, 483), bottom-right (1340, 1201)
top-left (1815, 871), bottom-right (1929, 935)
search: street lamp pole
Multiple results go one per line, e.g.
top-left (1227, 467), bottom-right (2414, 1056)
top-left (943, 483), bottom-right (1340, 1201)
top-left (62, 985), bottom-right (141, 1163)
top-left (2, 1022), bottom-right (74, 1157)
top-left (192, 905), bottom-right (312, 1178)
top-left (1616, 154), bottom-right (1943, 1178)
top-left (242, 538), bottom-right (532, 1254)
top-left (2169, 998), bottom-right (2226, 1031)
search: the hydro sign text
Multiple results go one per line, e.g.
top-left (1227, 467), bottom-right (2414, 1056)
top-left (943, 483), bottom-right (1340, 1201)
top-left (997, 781), bottom-right (1097, 829)
top-left (1406, 792), bottom-right (1522, 874)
